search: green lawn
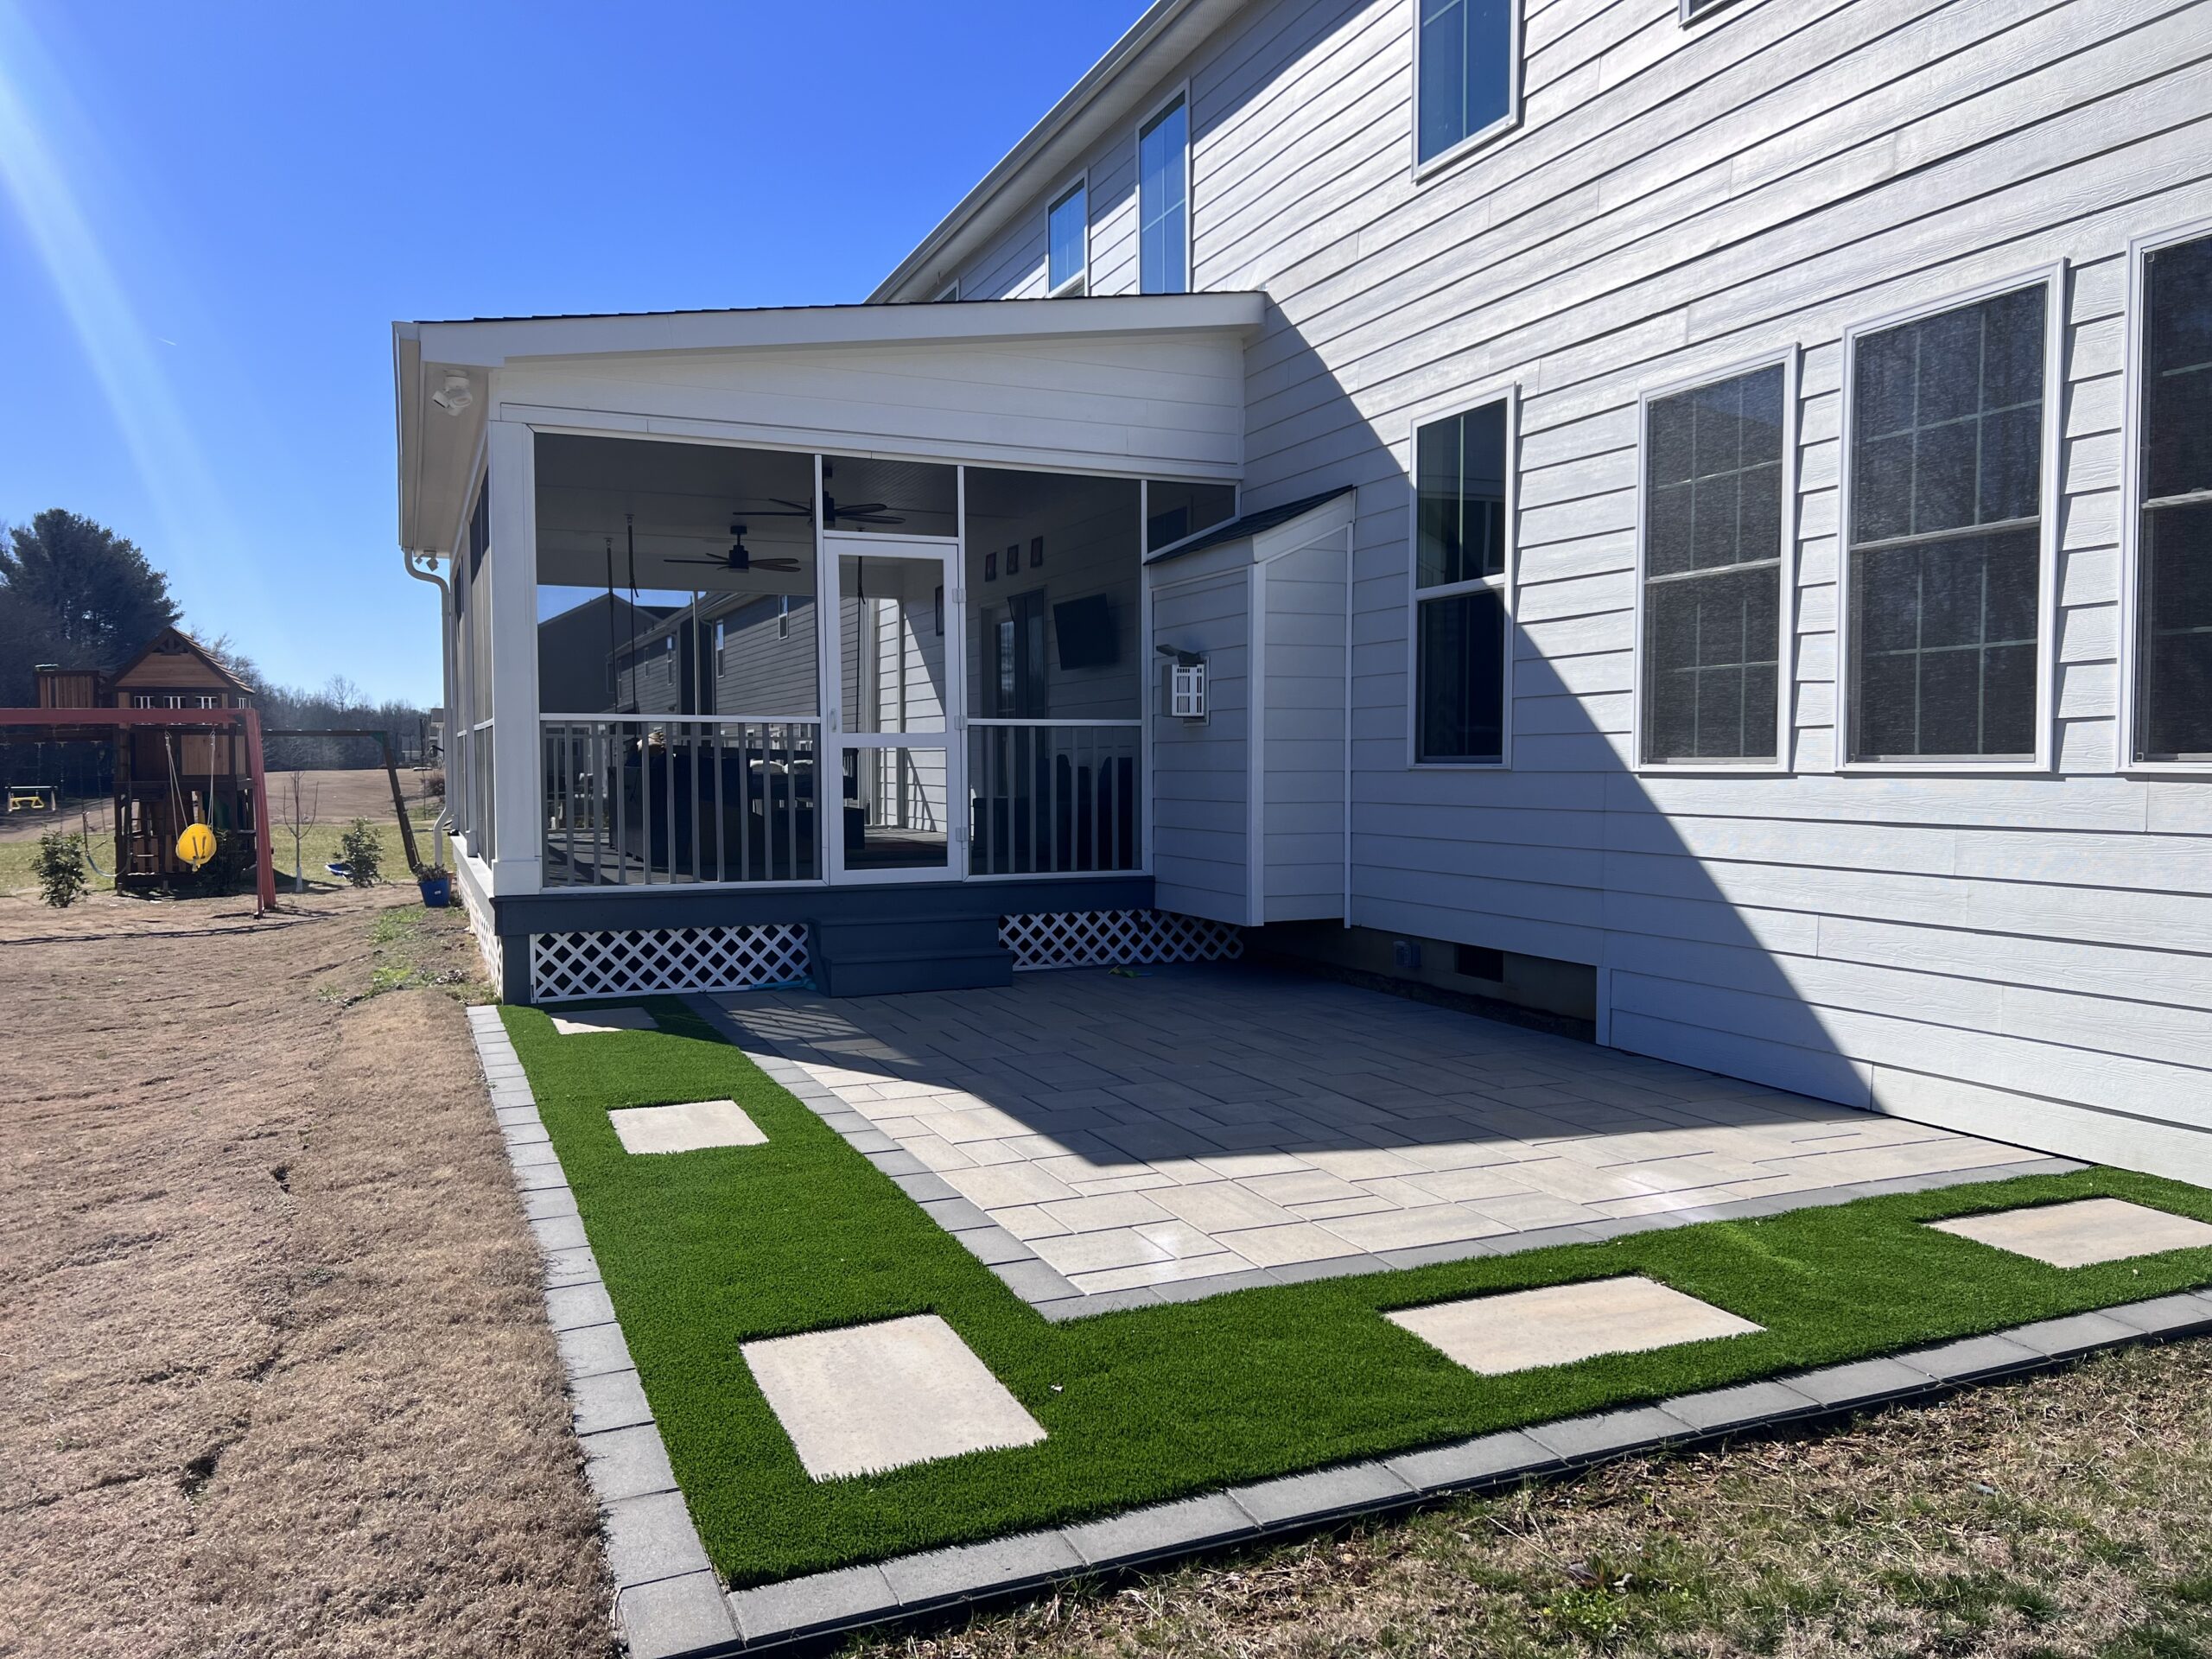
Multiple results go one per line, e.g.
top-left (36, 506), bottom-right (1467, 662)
top-left (505, 997), bottom-right (2212, 1589)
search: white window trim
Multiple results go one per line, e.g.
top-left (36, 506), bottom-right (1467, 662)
top-left (1047, 171), bottom-right (1090, 298)
top-left (932, 279), bottom-right (959, 303)
top-left (1405, 382), bottom-right (1520, 770)
top-left (1678, 0), bottom-right (1748, 25)
top-left (1135, 81), bottom-right (1194, 297)
top-left (1630, 347), bottom-right (1802, 776)
top-left (2116, 213), bottom-right (2212, 775)
top-left (1410, 0), bottom-right (1524, 184)
top-left (1833, 262), bottom-right (2067, 776)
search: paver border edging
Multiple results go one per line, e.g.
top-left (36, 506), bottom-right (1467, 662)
top-left (473, 1001), bottom-right (2212, 1659)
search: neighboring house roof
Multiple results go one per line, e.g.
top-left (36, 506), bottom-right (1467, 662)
top-left (870, 0), bottom-right (1249, 303)
top-left (1145, 486), bottom-right (1358, 565)
top-left (109, 627), bottom-right (252, 696)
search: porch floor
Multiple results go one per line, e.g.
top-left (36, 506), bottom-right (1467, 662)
top-left (716, 965), bottom-right (2066, 1307)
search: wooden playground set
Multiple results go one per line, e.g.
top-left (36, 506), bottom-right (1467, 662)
top-left (3, 628), bottom-right (425, 914)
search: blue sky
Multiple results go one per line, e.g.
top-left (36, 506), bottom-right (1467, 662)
top-left (0, 0), bottom-right (1141, 704)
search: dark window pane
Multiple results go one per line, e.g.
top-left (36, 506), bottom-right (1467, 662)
top-left (1643, 563), bottom-right (1779, 762)
top-left (1417, 0), bottom-right (1512, 162)
top-left (1854, 435), bottom-right (1914, 543)
top-left (1853, 285), bottom-right (2045, 541)
top-left (1978, 404), bottom-right (2042, 524)
top-left (1649, 482), bottom-right (1694, 577)
top-left (1691, 472), bottom-right (1741, 570)
top-left (1144, 480), bottom-right (1236, 552)
top-left (1739, 365), bottom-right (1785, 465)
top-left (2145, 235), bottom-right (2212, 504)
top-left (1418, 588), bottom-right (1505, 761)
top-left (1738, 461), bottom-right (1783, 559)
top-left (1912, 418), bottom-right (1978, 536)
top-left (1416, 401), bottom-right (1507, 587)
top-left (1649, 395), bottom-right (1694, 486)
top-left (1048, 185), bottom-right (1087, 291)
top-left (1692, 378), bottom-right (1743, 477)
top-left (2141, 499), bottom-right (2212, 759)
top-left (1849, 527), bottom-right (2039, 759)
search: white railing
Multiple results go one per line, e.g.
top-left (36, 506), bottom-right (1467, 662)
top-left (540, 715), bottom-right (823, 887)
top-left (968, 721), bottom-right (1141, 876)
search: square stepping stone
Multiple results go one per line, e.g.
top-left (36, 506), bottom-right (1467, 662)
top-left (1388, 1275), bottom-right (1762, 1376)
top-left (742, 1314), bottom-right (1046, 1480)
top-left (1929, 1198), bottom-right (2212, 1268)
top-left (611, 1099), bottom-right (767, 1155)
top-left (550, 1007), bottom-right (658, 1037)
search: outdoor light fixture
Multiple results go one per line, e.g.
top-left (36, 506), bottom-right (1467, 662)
top-left (430, 372), bottom-right (474, 415)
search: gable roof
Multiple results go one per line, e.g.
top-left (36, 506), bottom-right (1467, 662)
top-left (110, 627), bottom-right (253, 695)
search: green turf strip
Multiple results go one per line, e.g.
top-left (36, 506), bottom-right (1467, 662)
top-left (505, 998), bottom-right (2212, 1587)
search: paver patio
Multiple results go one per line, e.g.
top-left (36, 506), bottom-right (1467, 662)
top-left (717, 966), bottom-right (2065, 1306)
top-left (1931, 1197), bottom-right (2212, 1268)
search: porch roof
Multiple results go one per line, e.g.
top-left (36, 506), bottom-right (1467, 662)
top-left (394, 291), bottom-right (1267, 561)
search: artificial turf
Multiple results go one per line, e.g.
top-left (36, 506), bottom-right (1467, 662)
top-left (503, 996), bottom-right (2212, 1588)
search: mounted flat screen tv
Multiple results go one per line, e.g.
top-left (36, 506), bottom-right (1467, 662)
top-left (1052, 594), bottom-right (1117, 669)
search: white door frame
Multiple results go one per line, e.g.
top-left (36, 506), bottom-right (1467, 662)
top-left (822, 529), bottom-right (966, 885)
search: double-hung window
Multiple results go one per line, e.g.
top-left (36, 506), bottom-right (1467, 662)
top-left (1843, 280), bottom-right (2053, 765)
top-left (1048, 180), bottom-right (1088, 296)
top-left (1415, 0), bottom-right (1516, 169)
top-left (2130, 228), bottom-right (2212, 764)
top-left (1639, 361), bottom-right (1789, 765)
top-left (1413, 397), bottom-right (1512, 763)
top-left (1138, 93), bottom-right (1189, 296)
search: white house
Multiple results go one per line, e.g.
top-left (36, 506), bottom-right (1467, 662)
top-left (394, 0), bottom-right (2212, 1183)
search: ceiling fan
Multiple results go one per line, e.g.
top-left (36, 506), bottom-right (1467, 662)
top-left (742, 494), bottom-right (907, 528)
top-left (664, 517), bottom-right (806, 575)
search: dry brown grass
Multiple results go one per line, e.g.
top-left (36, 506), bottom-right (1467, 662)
top-left (864, 1338), bottom-right (2212, 1659)
top-left (0, 883), bottom-right (611, 1658)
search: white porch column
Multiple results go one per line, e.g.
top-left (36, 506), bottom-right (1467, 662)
top-left (485, 416), bottom-right (543, 894)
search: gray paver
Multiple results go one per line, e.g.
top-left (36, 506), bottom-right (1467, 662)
top-left (1788, 1355), bottom-right (1942, 1409)
top-left (544, 1281), bottom-right (617, 1332)
top-left (730, 1563), bottom-right (898, 1643)
top-left (1384, 1429), bottom-right (1557, 1494)
top-left (1661, 1378), bottom-right (1824, 1434)
top-left (1524, 1405), bottom-right (1694, 1464)
top-left (1910, 1333), bottom-right (2045, 1383)
top-left (880, 1531), bottom-right (1085, 1606)
top-left (710, 970), bottom-right (2059, 1313)
top-left (2001, 1308), bottom-right (2147, 1360)
top-left (616, 1573), bottom-right (739, 1659)
top-left (603, 1490), bottom-right (714, 1588)
top-left (1230, 1462), bottom-right (1417, 1527)
top-left (572, 1367), bottom-right (654, 1435)
top-left (2100, 1291), bottom-right (2212, 1337)
top-left (1065, 1493), bottom-right (1259, 1565)
top-left (584, 1423), bottom-right (681, 1503)
top-left (558, 1319), bottom-right (635, 1379)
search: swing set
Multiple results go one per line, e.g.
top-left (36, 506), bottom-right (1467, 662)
top-left (0, 704), bottom-right (278, 914)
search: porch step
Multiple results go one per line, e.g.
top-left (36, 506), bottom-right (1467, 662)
top-left (809, 912), bottom-right (1014, 997)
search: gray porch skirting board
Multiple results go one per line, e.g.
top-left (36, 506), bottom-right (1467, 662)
top-left (465, 1007), bottom-right (2212, 1659)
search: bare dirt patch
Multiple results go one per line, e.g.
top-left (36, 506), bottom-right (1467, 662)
top-left (0, 884), bottom-right (610, 1658)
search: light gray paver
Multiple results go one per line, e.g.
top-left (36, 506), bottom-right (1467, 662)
top-left (1064, 1493), bottom-right (1259, 1566)
top-left (741, 1314), bottom-right (1046, 1480)
top-left (618, 1573), bottom-right (741, 1659)
top-left (1388, 1277), bottom-right (1763, 1376)
top-left (1230, 1462), bottom-right (1416, 1526)
top-left (700, 973), bottom-right (2072, 1313)
top-left (1929, 1198), bottom-right (2212, 1268)
top-left (612, 1098), bottom-right (768, 1156)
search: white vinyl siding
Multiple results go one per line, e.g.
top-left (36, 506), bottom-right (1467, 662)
top-left (903, 0), bottom-right (2212, 1177)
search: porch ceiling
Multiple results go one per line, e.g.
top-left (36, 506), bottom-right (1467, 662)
top-left (394, 292), bottom-right (1265, 563)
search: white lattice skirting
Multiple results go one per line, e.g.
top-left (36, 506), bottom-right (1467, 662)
top-left (531, 924), bottom-right (811, 1003)
top-left (999, 909), bottom-right (1243, 971)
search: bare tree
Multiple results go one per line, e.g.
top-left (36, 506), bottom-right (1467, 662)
top-left (274, 772), bottom-right (320, 894)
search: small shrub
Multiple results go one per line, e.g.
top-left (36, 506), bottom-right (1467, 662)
top-left (33, 830), bottom-right (90, 908)
top-left (339, 818), bottom-right (384, 887)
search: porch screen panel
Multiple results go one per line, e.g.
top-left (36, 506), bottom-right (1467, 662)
top-left (2135, 232), bottom-right (2212, 762)
top-left (1641, 363), bottom-right (1785, 763)
top-left (964, 467), bottom-right (1143, 874)
top-left (1847, 285), bottom-right (2047, 762)
top-left (532, 434), bottom-right (823, 887)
